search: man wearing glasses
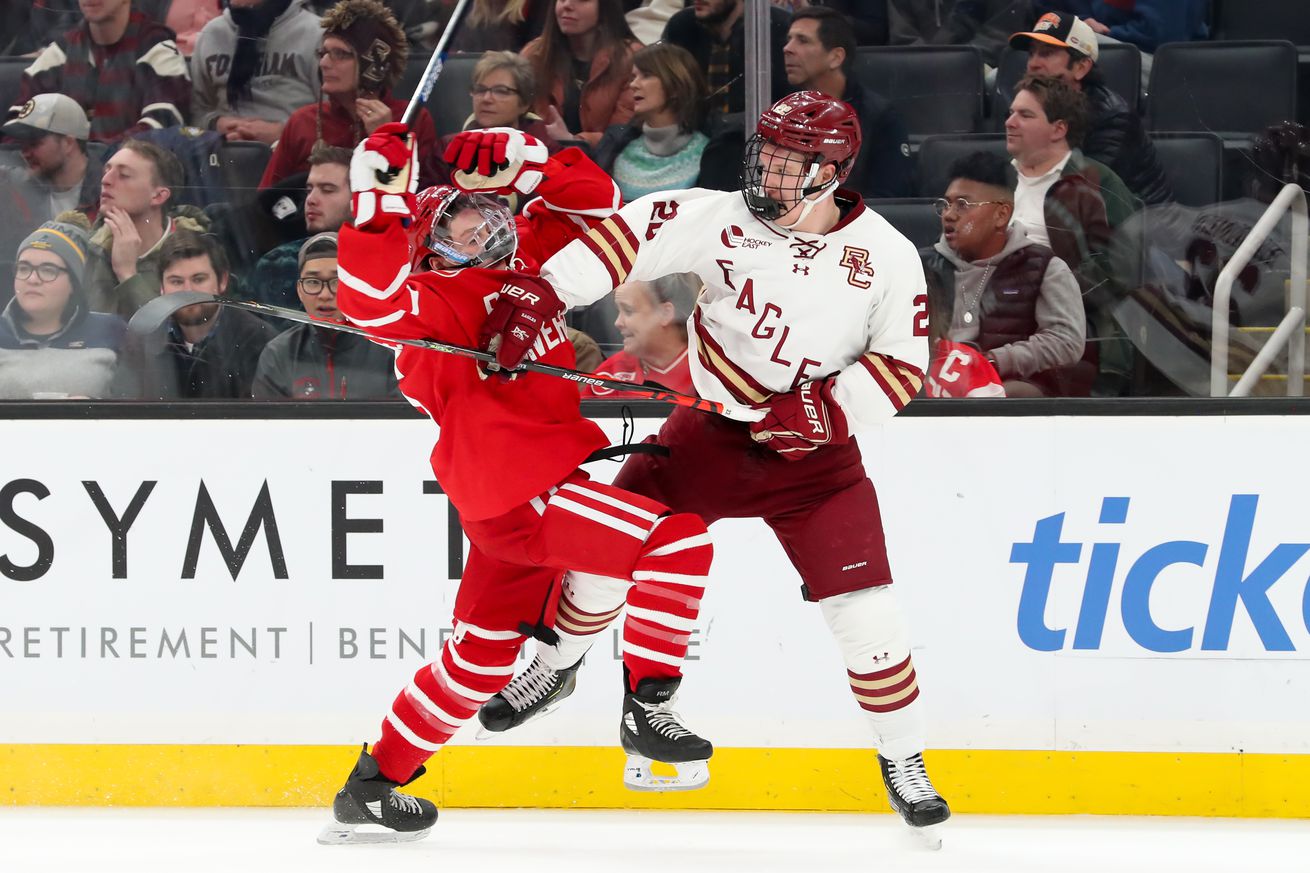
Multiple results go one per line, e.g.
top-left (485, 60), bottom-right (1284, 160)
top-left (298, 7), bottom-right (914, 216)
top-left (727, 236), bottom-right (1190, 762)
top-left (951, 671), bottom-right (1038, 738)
top-left (921, 151), bottom-right (1087, 398)
top-left (252, 232), bottom-right (400, 399)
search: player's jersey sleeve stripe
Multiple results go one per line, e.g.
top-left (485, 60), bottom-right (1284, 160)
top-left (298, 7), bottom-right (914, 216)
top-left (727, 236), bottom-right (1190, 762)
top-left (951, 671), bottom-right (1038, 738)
top-left (579, 215), bottom-right (638, 285)
top-left (859, 353), bottom-right (924, 411)
top-left (579, 229), bottom-right (622, 286)
top-left (692, 307), bottom-right (772, 406)
top-left (338, 263), bottom-right (411, 301)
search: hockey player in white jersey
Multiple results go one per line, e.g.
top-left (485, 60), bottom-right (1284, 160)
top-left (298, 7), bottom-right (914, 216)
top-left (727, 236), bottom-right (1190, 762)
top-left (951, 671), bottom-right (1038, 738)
top-left (466, 91), bottom-right (951, 842)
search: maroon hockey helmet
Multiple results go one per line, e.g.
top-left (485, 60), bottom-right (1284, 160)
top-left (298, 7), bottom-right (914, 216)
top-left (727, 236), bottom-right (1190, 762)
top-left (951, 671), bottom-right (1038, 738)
top-left (742, 91), bottom-right (862, 221)
top-left (410, 185), bottom-right (517, 271)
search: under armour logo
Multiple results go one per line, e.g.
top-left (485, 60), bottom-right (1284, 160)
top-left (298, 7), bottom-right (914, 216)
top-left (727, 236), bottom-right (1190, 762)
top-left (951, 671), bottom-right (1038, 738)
top-left (792, 264), bottom-right (810, 275)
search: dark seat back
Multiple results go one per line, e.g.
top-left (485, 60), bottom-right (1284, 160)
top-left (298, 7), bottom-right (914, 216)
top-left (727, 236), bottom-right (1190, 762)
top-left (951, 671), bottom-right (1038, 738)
top-left (1214, 0), bottom-right (1310, 44)
top-left (0, 57), bottom-right (27, 117)
top-left (217, 141), bottom-right (272, 204)
top-left (852, 46), bottom-right (985, 140)
top-left (1148, 40), bottom-right (1298, 137)
top-left (867, 198), bottom-right (942, 250)
top-left (1150, 132), bottom-right (1223, 207)
top-left (395, 52), bottom-right (482, 139)
top-left (915, 133), bottom-right (1008, 198)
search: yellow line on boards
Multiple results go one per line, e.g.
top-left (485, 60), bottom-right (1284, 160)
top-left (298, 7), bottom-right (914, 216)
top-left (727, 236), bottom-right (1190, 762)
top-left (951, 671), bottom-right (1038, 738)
top-left (3, 746), bottom-right (1308, 818)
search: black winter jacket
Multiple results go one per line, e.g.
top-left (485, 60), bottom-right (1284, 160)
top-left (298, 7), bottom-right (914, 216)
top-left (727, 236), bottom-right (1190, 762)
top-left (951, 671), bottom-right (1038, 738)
top-left (1082, 82), bottom-right (1172, 207)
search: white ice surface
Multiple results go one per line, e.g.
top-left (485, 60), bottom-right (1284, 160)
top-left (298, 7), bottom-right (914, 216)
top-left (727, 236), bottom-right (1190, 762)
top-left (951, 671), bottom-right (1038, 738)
top-left (0, 808), bottom-right (1305, 873)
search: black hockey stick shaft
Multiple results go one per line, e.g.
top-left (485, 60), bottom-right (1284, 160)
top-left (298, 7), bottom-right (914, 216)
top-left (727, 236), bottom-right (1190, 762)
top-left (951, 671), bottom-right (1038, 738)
top-left (128, 292), bottom-right (742, 420)
top-left (400, 0), bottom-right (473, 129)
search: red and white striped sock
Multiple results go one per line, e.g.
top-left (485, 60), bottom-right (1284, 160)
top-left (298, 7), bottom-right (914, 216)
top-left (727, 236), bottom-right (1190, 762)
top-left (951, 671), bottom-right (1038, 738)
top-left (371, 622), bottom-right (523, 783)
top-left (621, 513), bottom-right (713, 689)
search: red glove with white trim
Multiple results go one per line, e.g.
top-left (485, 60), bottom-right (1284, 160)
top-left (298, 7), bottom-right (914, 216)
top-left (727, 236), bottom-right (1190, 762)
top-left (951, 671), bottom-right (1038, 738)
top-left (478, 273), bottom-right (565, 377)
top-left (350, 122), bottom-right (418, 229)
top-left (749, 378), bottom-right (849, 460)
top-left (443, 128), bottom-right (549, 196)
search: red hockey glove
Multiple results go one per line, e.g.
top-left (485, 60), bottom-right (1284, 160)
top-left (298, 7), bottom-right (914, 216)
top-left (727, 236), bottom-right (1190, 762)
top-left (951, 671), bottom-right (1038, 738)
top-left (749, 378), bottom-right (849, 460)
top-left (443, 128), bottom-right (549, 196)
top-left (477, 273), bottom-right (564, 377)
top-left (350, 121), bottom-right (418, 229)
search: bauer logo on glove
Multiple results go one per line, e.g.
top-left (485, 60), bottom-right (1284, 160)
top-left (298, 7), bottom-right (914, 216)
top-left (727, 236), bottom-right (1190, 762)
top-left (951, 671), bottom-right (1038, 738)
top-left (749, 378), bottom-right (849, 460)
top-left (351, 121), bottom-right (418, 229)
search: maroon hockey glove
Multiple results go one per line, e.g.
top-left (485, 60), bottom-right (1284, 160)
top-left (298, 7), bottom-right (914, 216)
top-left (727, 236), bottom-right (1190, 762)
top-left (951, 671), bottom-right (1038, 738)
top-left (478, 273), bottom-right (565, 376)
top-left (749, 378), bottom-right (849, 460)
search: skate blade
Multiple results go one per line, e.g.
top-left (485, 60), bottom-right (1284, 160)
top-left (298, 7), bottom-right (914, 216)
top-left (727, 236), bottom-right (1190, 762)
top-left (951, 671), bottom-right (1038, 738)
top-left (474, 700), bottom-right (566, 741)
top-left (622, 755), bottom-right (710, 792)
top-left (316, 822), bottom-right (433, 845)
top-left (907, 823), bottom-right (943, 851)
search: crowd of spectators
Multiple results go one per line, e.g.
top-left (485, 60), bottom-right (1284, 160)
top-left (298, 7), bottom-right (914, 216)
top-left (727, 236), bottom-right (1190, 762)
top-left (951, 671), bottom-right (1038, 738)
top-left (0, 0), bottom-right (1306, 402)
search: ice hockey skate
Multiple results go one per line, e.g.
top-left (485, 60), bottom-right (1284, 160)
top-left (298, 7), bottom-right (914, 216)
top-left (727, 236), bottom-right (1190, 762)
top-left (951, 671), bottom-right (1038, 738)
top-left (317, 745), bottom-right (438, 845)
top-left (878, 752), bottom-right (950, 849)
top-left (621, 676), bottom-right (713, 791)
top-left (477, 654), bottom-right (582, 738)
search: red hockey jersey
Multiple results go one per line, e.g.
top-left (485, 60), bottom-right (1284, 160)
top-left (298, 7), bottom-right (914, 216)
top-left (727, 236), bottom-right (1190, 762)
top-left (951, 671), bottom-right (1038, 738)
top-left (925, 340), bottom-right (1006, 398)
top-left (336, 150), bottom-right (621, 520)
top-left (583, 348), bottom-right (694, 399)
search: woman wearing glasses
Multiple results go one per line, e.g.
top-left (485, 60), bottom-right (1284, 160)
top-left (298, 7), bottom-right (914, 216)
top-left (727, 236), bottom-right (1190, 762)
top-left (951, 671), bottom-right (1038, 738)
top-left (456, 52), bottom-right (560, 153)
top-left (0, 214), bottom-right (127, 399)
top-left (260, 0), bottom-right (443, 189)
top-left (252, 232), bottom-right (401, 398)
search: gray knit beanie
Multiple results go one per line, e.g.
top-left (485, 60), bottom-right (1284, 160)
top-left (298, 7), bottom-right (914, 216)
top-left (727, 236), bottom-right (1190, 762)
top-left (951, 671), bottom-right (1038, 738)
top-left (298, 231), bottom-right (339, 272)
top-left (18, 219), bottom-right (91, 293)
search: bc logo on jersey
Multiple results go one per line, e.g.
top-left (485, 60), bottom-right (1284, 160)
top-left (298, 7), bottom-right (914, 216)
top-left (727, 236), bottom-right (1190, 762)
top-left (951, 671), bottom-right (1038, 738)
top-left (840, 246), bottom-right (875, 289)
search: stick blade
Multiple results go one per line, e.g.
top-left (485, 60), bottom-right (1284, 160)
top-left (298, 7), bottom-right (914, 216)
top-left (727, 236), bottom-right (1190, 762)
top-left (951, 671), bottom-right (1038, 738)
top-left (127, 291), bottom-right (218, 336)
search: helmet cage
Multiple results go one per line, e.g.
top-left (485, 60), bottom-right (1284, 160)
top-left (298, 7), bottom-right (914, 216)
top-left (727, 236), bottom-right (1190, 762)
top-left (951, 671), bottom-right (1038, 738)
top-left (740, 133), bottom-right (831, 221)
top-left (417, 189), bottom-right (517, 270)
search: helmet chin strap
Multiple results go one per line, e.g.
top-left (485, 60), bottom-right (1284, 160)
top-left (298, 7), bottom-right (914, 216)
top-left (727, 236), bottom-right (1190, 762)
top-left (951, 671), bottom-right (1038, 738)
top-left (770, 171), bottom-right (833, 228)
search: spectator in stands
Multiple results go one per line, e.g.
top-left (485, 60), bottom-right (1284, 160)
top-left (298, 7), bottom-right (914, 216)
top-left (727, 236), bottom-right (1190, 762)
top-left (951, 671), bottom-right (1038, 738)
top-left (0, 95), bottom-right (102, 231)
top-left (662, 0), bottom-right (790, 118)
top-left (250, 144), bottom-right (353, 310)
top-left (782, 6), bottom-right (911, 198)
top-left (922, 151), bottom-right (1086, 397)
top-left (191, 0), bottom-right (322, 144)
top-left (889, 0), bottom-right (1033, 66)
top-left (119, 229), bottom-right (274, 398)
top-left (626, 0), bottom-right (681, 46)
top-left (1005, 74), bottom-right (1135, 279)
top-left (7, 0), bottom-right (191, 144)
top-left (0, 213), bottom-right (127, 399)
top-left (1011, 11), bottom-right (1171, 206)
top-left (584, 272), bottom-right (698, 398)
top-left (84, 139), bottom-right (209, 318)
top-left (259, 0), bottom-right (442, 189)
top-left (592, 43), bottom-right (708, 202)
top-left (137, 0), bottom-right (223, 56)
top-left (449, 0), bottom-right (551, 53)
top-left (1033, 1), bottom-right (1207, 55)
top-left (253, 231), bottom-right (399, 397)
top-left (1006, 74), bottom-right (1135, 393)
top-left (460, 51), bottom-right (556, 145)
top-left (521, 0), bottom-right (642, 149)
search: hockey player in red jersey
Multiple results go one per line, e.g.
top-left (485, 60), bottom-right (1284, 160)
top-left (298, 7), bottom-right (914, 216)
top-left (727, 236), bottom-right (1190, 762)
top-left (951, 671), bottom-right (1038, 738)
top-left (317, 125), bottom-right (715, 845)
top-left (471, 93), bottom-right (953, 845)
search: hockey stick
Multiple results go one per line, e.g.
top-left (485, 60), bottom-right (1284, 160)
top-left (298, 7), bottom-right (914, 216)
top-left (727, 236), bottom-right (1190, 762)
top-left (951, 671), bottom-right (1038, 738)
top-left (400, 0), bottom-right (473, 128)
top-left (128, 291), bottom-right (748, 420)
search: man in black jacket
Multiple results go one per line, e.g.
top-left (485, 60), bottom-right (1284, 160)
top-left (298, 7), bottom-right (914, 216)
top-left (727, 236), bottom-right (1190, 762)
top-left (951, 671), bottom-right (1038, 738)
top-left (117, 230), bottom-right (275, 398)
top-left (1010, 11), bottom-right (1172, 206)
top-left (662, 0), bottom-right (791, 119)
top-left (782, 6), bottom-right (912, 198)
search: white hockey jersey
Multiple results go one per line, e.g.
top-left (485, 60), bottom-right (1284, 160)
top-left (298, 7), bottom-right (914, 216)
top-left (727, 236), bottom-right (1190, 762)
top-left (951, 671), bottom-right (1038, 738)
top-left (541, 187), bottom-right (929, 432)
